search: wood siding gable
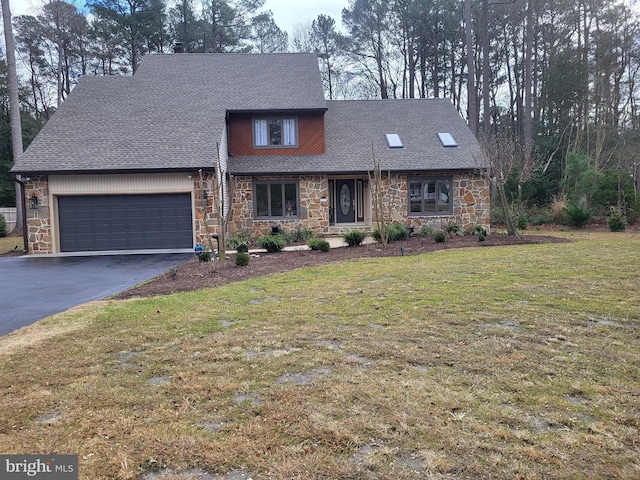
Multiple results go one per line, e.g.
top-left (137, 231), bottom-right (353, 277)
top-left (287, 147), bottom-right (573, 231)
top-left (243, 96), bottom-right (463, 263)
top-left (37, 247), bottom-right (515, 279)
top-left (228, 112), bottom-right (325, 156)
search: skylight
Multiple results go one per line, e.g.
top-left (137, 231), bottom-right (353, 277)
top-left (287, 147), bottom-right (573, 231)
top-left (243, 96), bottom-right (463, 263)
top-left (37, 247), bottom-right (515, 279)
top-left (438, 132), bottom-right (458, 147)
top-left (385, 133), bottom-right (404, 148)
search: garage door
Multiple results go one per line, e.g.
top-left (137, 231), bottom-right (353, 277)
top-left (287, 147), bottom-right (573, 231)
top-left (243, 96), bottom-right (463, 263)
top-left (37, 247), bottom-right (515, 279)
top-left (58, 194), bottom-right (193, 252)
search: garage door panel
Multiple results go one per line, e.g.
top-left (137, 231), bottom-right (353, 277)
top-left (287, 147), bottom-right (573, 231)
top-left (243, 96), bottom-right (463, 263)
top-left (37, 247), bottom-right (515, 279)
top-left (58, 194), bottom-right (193, 252)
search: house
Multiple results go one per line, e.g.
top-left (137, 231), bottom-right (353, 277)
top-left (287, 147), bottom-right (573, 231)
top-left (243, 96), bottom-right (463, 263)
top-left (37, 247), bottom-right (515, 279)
top-left (11, 53), bottom-right (489, 255)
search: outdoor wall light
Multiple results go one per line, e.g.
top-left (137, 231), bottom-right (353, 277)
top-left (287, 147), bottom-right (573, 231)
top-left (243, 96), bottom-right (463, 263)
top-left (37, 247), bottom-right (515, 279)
top-left (29, 193), bottom-right (38, 209)
top-left (202, 189), bottom-right (209, 201)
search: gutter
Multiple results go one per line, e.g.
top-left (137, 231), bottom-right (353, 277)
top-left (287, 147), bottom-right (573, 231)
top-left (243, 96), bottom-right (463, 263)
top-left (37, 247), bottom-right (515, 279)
top-left (13, 175), bottom-right (28, 254)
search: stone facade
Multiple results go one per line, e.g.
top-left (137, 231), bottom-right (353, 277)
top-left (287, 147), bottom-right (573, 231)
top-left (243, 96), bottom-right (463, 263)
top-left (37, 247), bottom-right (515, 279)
top-left (21, 170), bottom-right (489, 254)
top-left (379, 170), bottom-right (491, 233)
top-left (23, 176), bottom-right (52, 254)
top-left (228, 171), bottom-right (490, 238)
top-left (229, 175), bottom-right (330, 237)
top-left (193, 171), bottom-right (220, 246)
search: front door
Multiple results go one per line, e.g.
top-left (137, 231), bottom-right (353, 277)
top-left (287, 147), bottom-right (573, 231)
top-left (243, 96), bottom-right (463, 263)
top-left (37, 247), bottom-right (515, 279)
top-left (335, 179), bottom-right (355, 223)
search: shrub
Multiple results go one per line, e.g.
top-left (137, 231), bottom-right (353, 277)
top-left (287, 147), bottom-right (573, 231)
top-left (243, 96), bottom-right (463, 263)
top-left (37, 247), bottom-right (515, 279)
top-left (235, 252), bottom-right (250, 266)
top-left (478, 233), bottom-right (486, 242)
top-left (289, 228), bottom-right (316, 243)
top-left (388, 224), bottom-right (410, 242)
top-left (199, 249), bottom-right (212, 263)
top-left (372, 224), bottom-right (410, 243)
top-left (226, 230), bottom-right (254, 249)
top-left (0, 214), bottom-right (7, 238)
top-left (236, 243), bottom-right (249, 253)
top-left (551, 196), bottom-right (567, 223)
top-left (433, 230), bottom-right (447, 243)
top-left (468, 225), bottom-right (487, 237)
top-left (308, 238), bottom-right (330, 252)
top-left (445, 222), bottom-right (464, 236)
top-left (607, 210), bottom-right (626, 232)
top-left (419, 225), bottom-right (436, 237)
top-left (342, 229), bottom-right (367, 247)
top-left (564, 204), bottom-right (593, 228)
top-left (516, 212), bottom-right (528, 230)
top-left (257, 233), bottom-right (288, 253)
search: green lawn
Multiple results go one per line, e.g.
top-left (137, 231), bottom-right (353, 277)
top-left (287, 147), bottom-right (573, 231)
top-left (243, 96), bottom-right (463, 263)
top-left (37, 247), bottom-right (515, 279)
top-left (1, 232), bottom-right (638, 479)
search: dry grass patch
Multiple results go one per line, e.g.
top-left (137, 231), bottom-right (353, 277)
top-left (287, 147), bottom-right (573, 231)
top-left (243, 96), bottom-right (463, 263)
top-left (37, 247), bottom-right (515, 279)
top-left (0, 234), bottom-right (22, 254)
top-left (1, 233), bottom-right (639, 479)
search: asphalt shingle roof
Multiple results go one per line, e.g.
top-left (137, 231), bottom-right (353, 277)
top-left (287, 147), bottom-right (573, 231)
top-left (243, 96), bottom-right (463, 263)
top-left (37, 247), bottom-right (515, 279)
top-left (229, 99), bottom-right (481, 175)
top-left (12, 53), bottom-right (326, 174)
top-left (13, 54), bottom-right (479, 176)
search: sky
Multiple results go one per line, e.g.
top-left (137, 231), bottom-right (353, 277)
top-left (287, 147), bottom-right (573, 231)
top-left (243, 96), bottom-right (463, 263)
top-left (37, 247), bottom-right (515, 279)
top-left (4, 0), bottom-right (350, 34)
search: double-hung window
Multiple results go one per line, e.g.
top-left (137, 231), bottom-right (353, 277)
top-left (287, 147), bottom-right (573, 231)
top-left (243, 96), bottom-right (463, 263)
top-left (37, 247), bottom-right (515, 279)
top-left (408, 177), bottom-right (452, 215)
top-left (253, 117), bottom-right (298, 147)
top-left (254, 181), bottom-right (299, 218)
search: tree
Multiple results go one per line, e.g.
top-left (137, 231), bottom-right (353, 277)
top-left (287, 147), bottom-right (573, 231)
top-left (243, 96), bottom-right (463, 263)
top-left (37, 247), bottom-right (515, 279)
top-left (1, 0), bottom-right (23, 231)
top-left (480, 132), bottom-right (526, 236)
top-left (250, 11), bottom-right (287, 53)
top-left (342, 0), bottom-right (393, 99)
top-left (88, 0), bottom-right (167, 73)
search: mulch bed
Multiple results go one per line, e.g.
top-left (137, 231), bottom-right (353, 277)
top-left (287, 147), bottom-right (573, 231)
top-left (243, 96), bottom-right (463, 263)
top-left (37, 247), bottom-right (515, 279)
top-left (115, 234), bottom-right (567, 299)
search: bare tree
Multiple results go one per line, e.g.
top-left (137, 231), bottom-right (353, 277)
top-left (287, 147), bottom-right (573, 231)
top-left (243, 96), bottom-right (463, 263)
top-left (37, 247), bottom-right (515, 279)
top-left (479, 132), bottom-right (531, 236)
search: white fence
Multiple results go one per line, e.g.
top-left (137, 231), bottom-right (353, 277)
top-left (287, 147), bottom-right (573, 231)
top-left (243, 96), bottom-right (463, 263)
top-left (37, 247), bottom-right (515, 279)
top-left (0, 207), bottom-right (17, 232)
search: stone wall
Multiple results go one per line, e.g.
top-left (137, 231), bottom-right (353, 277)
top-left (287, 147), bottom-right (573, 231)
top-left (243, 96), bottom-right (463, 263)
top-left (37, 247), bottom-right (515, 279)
top-left (229, 175), bottom-right (330, 236)
top-left (24, 176), bottom-right (52, 254)
top-left (193, 171), bottom-right (219, 246)
top-left (21, 170), bottom-right (489, 254)
top-left (229, 171), bottom-right (489, 237)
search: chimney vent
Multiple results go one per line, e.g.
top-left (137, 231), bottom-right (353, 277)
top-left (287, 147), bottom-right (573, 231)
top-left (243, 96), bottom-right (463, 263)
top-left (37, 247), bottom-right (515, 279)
top-left (173, 42), bottom-right (184, 54)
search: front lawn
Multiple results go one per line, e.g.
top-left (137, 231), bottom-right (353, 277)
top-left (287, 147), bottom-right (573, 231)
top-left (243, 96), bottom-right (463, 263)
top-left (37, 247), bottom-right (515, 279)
top-left (1, 233), bottom-right (638, 479)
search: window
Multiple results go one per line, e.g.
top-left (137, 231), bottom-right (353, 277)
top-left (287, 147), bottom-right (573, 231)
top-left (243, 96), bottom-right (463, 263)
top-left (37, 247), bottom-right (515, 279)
top-left (385, 133), bottom-right (403, 148)
top-left (408, 177), bottom-right (452, 215)
top-left (253, 117), bottom-right (297, 147)
top-left (254, 181), bottom-right (299, 218)
top-left (437, 132), bottom-right (457, 147)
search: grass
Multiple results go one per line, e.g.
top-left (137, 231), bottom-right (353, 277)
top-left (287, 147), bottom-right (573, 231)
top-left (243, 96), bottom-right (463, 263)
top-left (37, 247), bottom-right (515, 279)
top-left (0, 234), bottom-right (21, 253)
top-left (1, 232), bottom-right (639, 479)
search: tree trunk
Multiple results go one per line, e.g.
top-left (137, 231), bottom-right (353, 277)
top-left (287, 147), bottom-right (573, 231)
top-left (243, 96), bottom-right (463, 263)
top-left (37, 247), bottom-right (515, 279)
top-left (2, 0), bottom-right (24, 234)
top-left (465, 0), bottom-right (478, 136)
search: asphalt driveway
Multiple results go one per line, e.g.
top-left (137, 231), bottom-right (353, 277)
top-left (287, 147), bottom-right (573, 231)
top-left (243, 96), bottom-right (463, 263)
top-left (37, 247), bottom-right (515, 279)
top-left (0, 254), bottom-right (192, 336)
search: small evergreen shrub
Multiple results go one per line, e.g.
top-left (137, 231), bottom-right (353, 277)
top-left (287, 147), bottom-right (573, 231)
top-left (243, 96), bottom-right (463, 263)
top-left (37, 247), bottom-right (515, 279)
top-left (372, 224), bottom-right (410, 243)
top-left (445, 222), bottom-right (464, 236)
top-left (199, 249), bottom-right (212, 262)
top-left (308, 238), bottom-right (330, 252)
top-left (388, 224), bottom-right (410, 242)
top-left (478, 233), bottom-right (486, 242)
top-left (289, 228), bottom-right (316, 243)
top-left (257, 233), bottom-right (288, 253)
top-left (0, 214), bottom-right (7, 238)
top-left (433, 230), bottom-right (447, 243)
top-left (468, 225), bottom-right (488, 237)
top-left (342, 229), bottom-right (367, 247)
top-left (226, 230), bottom-right (254, 249)
top-left (607, 212), bottom-right (626, 232)
top-left (517, 212), bottom-right (528, 230)
top-left (235, 252), bottom-right (250, 266)
top-left (419, 225), bottom-right (436, 237)
top-left (564, 204), bottom-right (593, 228)
top-left (236, 243), bottom-right (249, 253)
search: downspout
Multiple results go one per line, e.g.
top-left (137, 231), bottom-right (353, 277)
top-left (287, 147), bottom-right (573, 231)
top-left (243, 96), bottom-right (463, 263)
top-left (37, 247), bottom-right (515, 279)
top-left (13, 175), bottom-right (28, 253)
